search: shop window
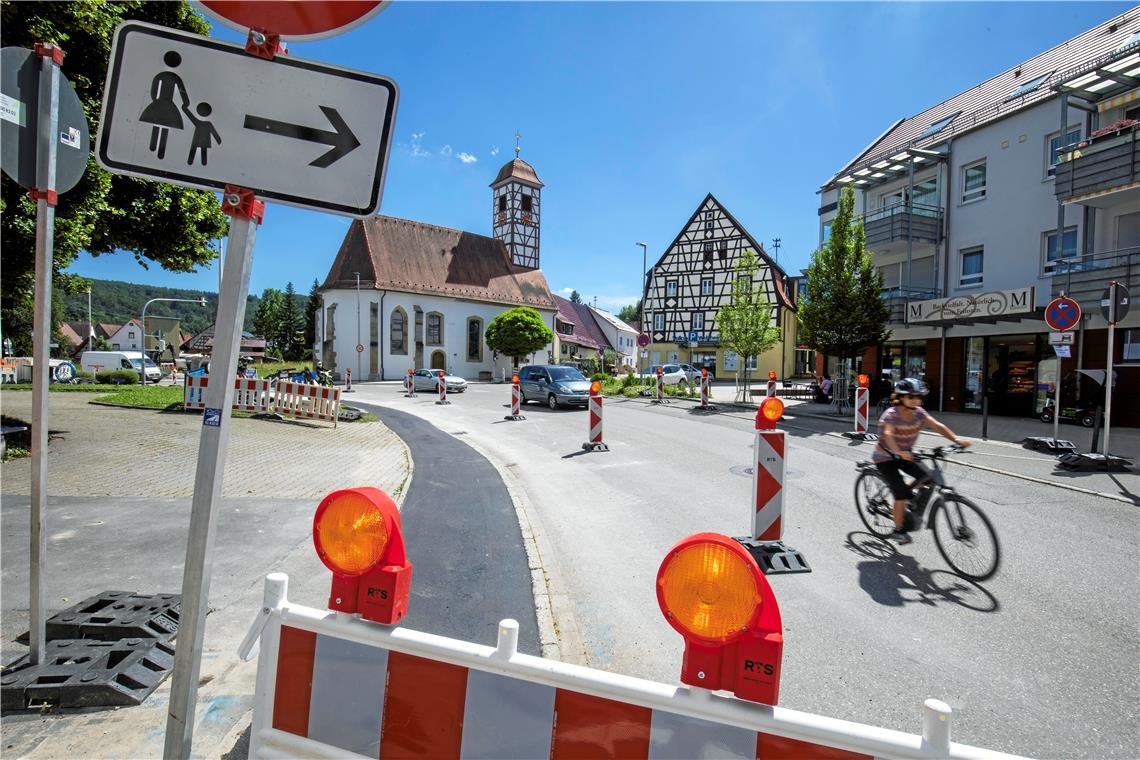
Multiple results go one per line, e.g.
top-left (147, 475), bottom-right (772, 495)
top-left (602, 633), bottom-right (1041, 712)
top-left (960, 246), bottom-right (984, 287)
top-left (390, 307), bottom-right (407, 354)
top-left (1124, 328), bottom-right (1140, 362)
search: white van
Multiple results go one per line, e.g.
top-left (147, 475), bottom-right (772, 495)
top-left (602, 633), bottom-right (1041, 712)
top-left (80, 351), bottom-right (162, 383)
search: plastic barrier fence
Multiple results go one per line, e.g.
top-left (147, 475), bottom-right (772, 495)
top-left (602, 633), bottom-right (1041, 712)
top-left (183, 376), bottom-right (272, 414)
top-left (242, 574), bottom-right (1025, 760)
top-left (273, 380), bottom-right (340, 427)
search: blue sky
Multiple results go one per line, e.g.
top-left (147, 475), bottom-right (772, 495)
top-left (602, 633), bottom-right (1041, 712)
top-left (67, 1), bottom-right (1135, 311)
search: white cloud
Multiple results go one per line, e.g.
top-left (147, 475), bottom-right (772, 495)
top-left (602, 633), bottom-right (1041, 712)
top-left (558, 287), bottom-right (575, 295)
top-left (457, 152), bottom-right (478, 164)
top-left (410, 132), bottom-right (429, 157)
top-left (439, 144), bottom-right (453, 157)
top-left (491, 146), bottom-right (500, 156)
top-left (593, 294), bottom-right (639, 311)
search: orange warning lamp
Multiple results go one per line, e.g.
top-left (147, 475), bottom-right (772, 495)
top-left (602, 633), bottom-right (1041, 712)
top-left (857, 373), bottom-right (870, 388)
top-left (590, 381), bottom-right (602, 395)
top-left (656, 367), bottom-right (663, 375)
top-left (701, 368), bottom-right (708, 378)
top-left (656, 533), bottom-right (784, 704)
top-left (756, 396), bottom-right (784, 430)
top-left (313, 487), bottom-right (412, 625)
top-left (512, 374), bottom-right (520, 384)
top-left (768, 370), bottom-right (777, 381)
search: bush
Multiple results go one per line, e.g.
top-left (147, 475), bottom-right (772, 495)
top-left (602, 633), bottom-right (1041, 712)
top-left (591, 373), bottom-right (609, 382)
top-left (621, 385), bottom-right (647, 398)
top-left (74, 369), bottom-right (94, 380)
top-left (95, 369), bottom-right (139, 384)
top-left (621, 372), bottom-right (637, 388)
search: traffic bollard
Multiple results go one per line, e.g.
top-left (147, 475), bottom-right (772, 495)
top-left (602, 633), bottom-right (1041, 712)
top-left (436, 370), bottom-right (449, 405)
top-left (581, 381), bottom-right (609, 452)
top-left (697, 368), bottom-right (717, 412)
top-left (766, 370), bottom-right (777, 398)
top-left (843, 374), bottom-right (874, 441)
top-left (344, 368), bottom-right (354, 393)
top-left (504, 373), bottom-right (525, 421)
top-left (652, 367), bottom-right (666, 404)
top-left (404, 368), bottom-right (416, 397)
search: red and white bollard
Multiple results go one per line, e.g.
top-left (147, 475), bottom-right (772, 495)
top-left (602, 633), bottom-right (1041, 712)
top-left (751, 397), bottom-right (785, 542)
top-left (582, 381), bottom-right (609, 451)
top-left (653, 367), bottom-right (666, 404)
top-left (697, 367), bottom-right (716, 411)
top-left (504, 373), bottom-right (525, 421)
top-left (844, 373), bottom-right (874, 441)
top-left (766, 370), bottom-right (777, 398)
top-left (435, 370), bottom-right (449, 405)
top-left (344, 367), bottom-right (354, 393)
top-left (404, 368), bottom-right (416, 397)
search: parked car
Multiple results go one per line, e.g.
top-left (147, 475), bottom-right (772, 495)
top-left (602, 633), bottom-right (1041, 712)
top-left (639, 364), bottom-right (690, 386)
top-left (518, 364), bottom-right (591, 409)
top-left (678, 363), bottom-right (704, 383)
top-left (80, 350), bottom-right (162, 383)
top-left (1039, 401), bottom-right (1101, 428)
top-left (411, 368), bottom-right (467, 393)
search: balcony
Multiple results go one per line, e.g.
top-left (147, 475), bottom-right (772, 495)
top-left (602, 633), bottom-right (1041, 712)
top-left (1050, 247), bottom-right (1140, 306)
top-left (861, 203), bottom-right (943, 252)
top-left (1054, 122), bottom-right (1139, 205)
top-left (882, 287), bottom-right (941, 325)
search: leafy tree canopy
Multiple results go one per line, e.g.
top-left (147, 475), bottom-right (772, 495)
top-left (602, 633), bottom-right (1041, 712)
top-left (796, 187), bottom-right (890, 361)
top-left (569, 290), bottom-right (581, 304)
top-left (617, 301), bottom-right (640, 325)
top-left (0, 0), bottom-right (229, 355)
top-left (484, 307), bottom-right (554, 367)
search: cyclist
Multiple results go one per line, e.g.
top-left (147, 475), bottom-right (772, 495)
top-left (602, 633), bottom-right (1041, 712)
top-left (873, 378), bottom-right (970, 542)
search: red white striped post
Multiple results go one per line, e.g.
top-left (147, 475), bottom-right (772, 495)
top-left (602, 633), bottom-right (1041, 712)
top-left (504, 373), bottom-right (525, 421)
top-left (404, 368), bottom-right (416, 397)
top-left (582, 381), bottom-right (609, 452)
top-left (844, 373), bottom-right (874, 441)
top-left (752, 397), bottom-right (786, 542)
top-left (344, 367), bottom-right (354, 393)
top-left (766, 370), bottom-right (777, 398)
top-left (435, 370), bottom-right (449, 405)
top-left (697, 367), bottom-right (717, 411)
top-left (653, 366), bottom-right (665, 404)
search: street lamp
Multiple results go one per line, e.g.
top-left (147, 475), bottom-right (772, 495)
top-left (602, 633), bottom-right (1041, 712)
top-left (636, 242), bottom-right (648, 379)
top-left (140, 296), bottom-right (208, 386)
top-left (354, 272), bottom-right (362, 381)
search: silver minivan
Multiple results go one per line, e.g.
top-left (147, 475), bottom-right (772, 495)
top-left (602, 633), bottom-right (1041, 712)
top-left (518, 364), bottom-right (591, 409)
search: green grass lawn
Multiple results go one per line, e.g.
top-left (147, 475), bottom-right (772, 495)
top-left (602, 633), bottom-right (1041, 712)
top-left (93, 385), bottom-right (185, 410)
top-left (3, 382), bottom-right (141, 392)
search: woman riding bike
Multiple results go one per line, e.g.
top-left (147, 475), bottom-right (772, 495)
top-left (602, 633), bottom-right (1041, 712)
top-left (874, 378), bottom-right (970, 542)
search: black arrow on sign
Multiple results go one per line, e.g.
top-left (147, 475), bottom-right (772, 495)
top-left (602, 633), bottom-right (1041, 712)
top-left (242, 105), bottom-right (360, 168)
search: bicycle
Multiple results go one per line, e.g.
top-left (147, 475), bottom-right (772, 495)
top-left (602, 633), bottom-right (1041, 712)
top-left (853, 445), bottom-right (1000, 581)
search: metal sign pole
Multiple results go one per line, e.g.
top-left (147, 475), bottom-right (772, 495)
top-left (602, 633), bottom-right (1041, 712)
top-left (164, 198), bottom-right (260, 759)
top-left (1103, 282), bottom-right (1116, 459)
top-left (28, 45), bottom-right (62, 666)
top-left (1053, 352), bottom-right (1062, 446)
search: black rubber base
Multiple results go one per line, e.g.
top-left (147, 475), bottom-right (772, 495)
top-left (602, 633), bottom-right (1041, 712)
top-left (1056, 452), bottom-right (1133, 471)
top-left (1023, 436), bottom-right (1077, 452)
top-left (581, 442), bottom-right (610, 452)
top-left (503, 414), bottom-right (527, 421)
top-left (733, 538), bottom-right (812, 575)
top-left (842, 431), bottom-right (878, 441)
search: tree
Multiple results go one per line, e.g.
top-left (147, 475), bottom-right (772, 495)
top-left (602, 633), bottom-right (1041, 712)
top-left (252, 288), bottom-right (283, 355)
top-left (279, 282), bottom-right (302, 359)
top-left (717, 250), bottom-right (780, 401)
top-left (796, 186), bottom-right (890, 378)
top-left (484, 307), bottom-right (554, 368)
top-left (569, 290), bottom-right (581, 304)
top-left (0, 1), bottom-right (229, 356)
top-left (304, 278), bottom-right (323, 358)
top-left (617, 300), bottom-right (641, 325)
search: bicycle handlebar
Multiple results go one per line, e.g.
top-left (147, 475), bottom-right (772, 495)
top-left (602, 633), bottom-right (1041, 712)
top-left (915, 444), bottom-right (968, 460)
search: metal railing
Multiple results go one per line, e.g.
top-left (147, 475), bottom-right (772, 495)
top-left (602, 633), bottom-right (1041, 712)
top-left (861, 202), bottom-right (943, 225)
top-left (1053, 246), bottom-right (1139, 288)
top-left (881, 286), bottom-right (941, 324)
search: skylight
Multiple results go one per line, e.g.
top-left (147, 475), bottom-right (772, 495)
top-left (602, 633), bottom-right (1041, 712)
top-left (918, 112), bottom-right (960, 139)
top-left (1004, 71), bottom-right (1052, 101)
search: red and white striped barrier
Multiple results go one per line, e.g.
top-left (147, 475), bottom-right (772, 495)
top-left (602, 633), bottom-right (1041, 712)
top-left (273, 380), bottom-right (341, 427)
top-left (436, 370), bottom-right (450, 405)
top-left (184, 375), bottom-right (208, 410)
top-left (843, 377), bottom-right (877, 442)
top-left (752, 414), bottom-right (785, 542)
top-left (697, 369), bottom-right (716, 411)
top-left (504, 374), bottom-right (525, 421)
top-left (582, 383), bottom-right (608, 452)
top-left (653, 368), bottom-right (665, 404)
top-left (343, 367), bottom-right (354, 393)
top-left (404, 369), bottom-right (416, 397)
top-left (766, 373), bottom-right (777, 398)
top-left (233, 378), bottom-right (272, 414)
top-left (242, 574), bottom-right (1021, 760)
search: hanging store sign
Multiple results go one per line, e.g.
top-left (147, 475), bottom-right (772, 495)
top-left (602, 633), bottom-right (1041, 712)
top-left (906, 287), bottom-right (1034, 324)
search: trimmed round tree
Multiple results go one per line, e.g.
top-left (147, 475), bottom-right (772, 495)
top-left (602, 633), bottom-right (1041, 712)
top-left (485, 307), bottom-right (554, 369)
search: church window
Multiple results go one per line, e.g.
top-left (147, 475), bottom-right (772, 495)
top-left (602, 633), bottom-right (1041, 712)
top-left (521, 194), bottom-right (532, 212)
top-left (426, 312), bottom-right (444, 345)
top-left (467, 317), bottom-right (483, 362)
top-left (498, 195), bottom-right (507, 212)
top-left (391, 307), bottom-right (408, 354)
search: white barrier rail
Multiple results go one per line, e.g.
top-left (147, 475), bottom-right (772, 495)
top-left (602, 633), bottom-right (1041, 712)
top-left (243, 574), bottom-right (1026, 760)
top-left (272, 380), bottom-right (340, 427)
top-left (183, 376), bottom-right (272, 414)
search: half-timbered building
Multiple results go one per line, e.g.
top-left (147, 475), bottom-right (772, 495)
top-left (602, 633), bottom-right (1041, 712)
top-left (643, 194), bottom-right (797, 378)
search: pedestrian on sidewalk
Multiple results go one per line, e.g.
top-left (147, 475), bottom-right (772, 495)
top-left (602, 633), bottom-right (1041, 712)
top-left (873, 377), bottom-right (970, 543)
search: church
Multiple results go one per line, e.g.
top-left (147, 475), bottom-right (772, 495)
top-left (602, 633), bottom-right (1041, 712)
top-left (316, 156), bottom-right (557, 381)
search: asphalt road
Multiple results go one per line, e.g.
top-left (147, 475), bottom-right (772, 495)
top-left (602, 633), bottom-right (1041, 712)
top-left (350, 381), bottom-right (1139, 760)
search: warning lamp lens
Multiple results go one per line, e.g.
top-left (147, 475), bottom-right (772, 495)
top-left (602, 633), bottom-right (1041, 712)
top-left (512, 374), bottom-right (519, 384)
top-left (590, 381), bottom-right (602, 394)
top-left (760, 396), bottom-right (784, 422)
top-left (314, 491), bottom-right (389, 576)
top-left (768, 370), bottom-right (777, 380)
top-left (658, 540), bottom-right (762, 644)
top-left (857, 374), bottom-right (869, 388)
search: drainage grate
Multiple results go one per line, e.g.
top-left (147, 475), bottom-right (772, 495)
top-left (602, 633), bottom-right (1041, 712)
top-left (42, 591), bottom-right (181, 642)
top-left (1, 638), bottom-right (175, 711)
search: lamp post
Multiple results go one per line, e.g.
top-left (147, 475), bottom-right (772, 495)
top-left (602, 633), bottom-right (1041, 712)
top-left (140, 296), bottom-right (207, 386)
top-left (86, 285), bottom-right (94, 354)
top-left (636, 242), bottom-right (648, 380)
top-left (354, 272), bottom-right (362, 382)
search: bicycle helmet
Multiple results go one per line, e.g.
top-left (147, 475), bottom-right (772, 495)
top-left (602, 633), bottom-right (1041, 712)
top-left (895, 377), bottom-right (929, 395)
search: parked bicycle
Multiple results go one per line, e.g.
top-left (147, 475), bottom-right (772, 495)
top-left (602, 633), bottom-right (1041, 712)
top-left (854, 445), bottom-right (1000, 581)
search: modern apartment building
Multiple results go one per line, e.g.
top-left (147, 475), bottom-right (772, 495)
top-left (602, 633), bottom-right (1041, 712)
top-left (817, 9), bottom-right (1139, 423)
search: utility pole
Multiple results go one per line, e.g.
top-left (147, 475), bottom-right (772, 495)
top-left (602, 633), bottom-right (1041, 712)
top-left (355, 272), bottom-right (362, 381)
top-left (771, 237), bottom-right (781, 265)
top-left (87, 285), bottom-right (93, 353)
top-left (636, 242), bottom-right (648, 379)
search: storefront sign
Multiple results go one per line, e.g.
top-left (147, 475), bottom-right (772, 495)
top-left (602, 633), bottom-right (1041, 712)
top-left (906, 287), bottom-right (1034, 324)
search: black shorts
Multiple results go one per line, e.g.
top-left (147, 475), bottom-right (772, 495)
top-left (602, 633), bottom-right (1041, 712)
top-left (875, 458), bottom-right (931, 500)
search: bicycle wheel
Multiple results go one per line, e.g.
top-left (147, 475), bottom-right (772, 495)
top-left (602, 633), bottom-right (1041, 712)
top-left (931, 494), bottom-right (1000, 581)
top-left (854, 470), bottom-right (896, 538)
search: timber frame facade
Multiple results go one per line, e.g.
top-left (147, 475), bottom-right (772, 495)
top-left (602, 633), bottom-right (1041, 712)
top-left (643, 194), bottom-right (797, 378)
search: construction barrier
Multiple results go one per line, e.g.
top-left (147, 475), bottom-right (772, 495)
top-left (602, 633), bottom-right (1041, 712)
top-left (752, 408), bottom-right (785, 542)
top-left (233, 378), bottom-right (272, 414)
top-left (766, 370), bottom-right (777, 398)
top-left (343, 368), bottom-right (353, 393)
top-left (582, 382), bottom-right (607, 452)
top-left (404, 369), bottom-right (416, 398)
top-left (273, 380), bottom-right (341, 427)
top-left (436, 371), bottom-right (449, 405)
top-left (504, 374), bottom-right (525, 421)
top-left (654, 368), bottom-right (664, 404)
top-left (242, 573), bottom-right (1023, 760)
top-left (698, 368), bottom-right (716, 411)
top-left (855, 386), bottom-right (869, 434)
top-left (183, 375), bottom-right (208, 410)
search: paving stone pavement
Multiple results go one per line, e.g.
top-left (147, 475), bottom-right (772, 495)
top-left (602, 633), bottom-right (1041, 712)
top-left (0, 391), bottom-right (410, 500)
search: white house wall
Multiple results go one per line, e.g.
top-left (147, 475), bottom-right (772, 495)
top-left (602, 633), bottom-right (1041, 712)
top-left (318, 288), bottom-right (555, 381)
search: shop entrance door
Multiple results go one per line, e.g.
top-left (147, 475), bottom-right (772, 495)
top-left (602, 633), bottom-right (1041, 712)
top-left (985, 336), bottom-right (1038, 417)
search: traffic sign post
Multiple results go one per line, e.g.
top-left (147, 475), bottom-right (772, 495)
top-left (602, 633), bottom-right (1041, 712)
top-left (1101, 282), bottom-right (1129, 460)
top-left (2, 44), bottom-right (90, 668)
top-left (1045, 296), bottom-right (1082, 446)
top-left (98, 22), bottom-right (398, 217)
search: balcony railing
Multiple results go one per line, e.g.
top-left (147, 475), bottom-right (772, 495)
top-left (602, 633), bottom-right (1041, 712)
top-left (861, 203), bottom-right (943, 248)
top-left (1054, 123), bottom-right (1139, 202)
top-left (1050, 247), bottom-right (1139, 303)
top-left (881, 286), bottom-right (941, 325)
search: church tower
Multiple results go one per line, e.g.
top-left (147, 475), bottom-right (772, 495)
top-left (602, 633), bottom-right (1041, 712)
top-left (491, 142), bottom-right (543, 270)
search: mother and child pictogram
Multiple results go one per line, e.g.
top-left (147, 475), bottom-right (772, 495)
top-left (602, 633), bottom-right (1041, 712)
top-left (138, 51), bottom-right (220, 166)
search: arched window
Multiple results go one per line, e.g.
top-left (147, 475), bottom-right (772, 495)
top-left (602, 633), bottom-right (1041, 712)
top-left (390, 307), bottom-right (407, 354)
top-left (467, 317), bottom-right (483, 362)
top-left (426, 312), bottom-right (444, 346)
